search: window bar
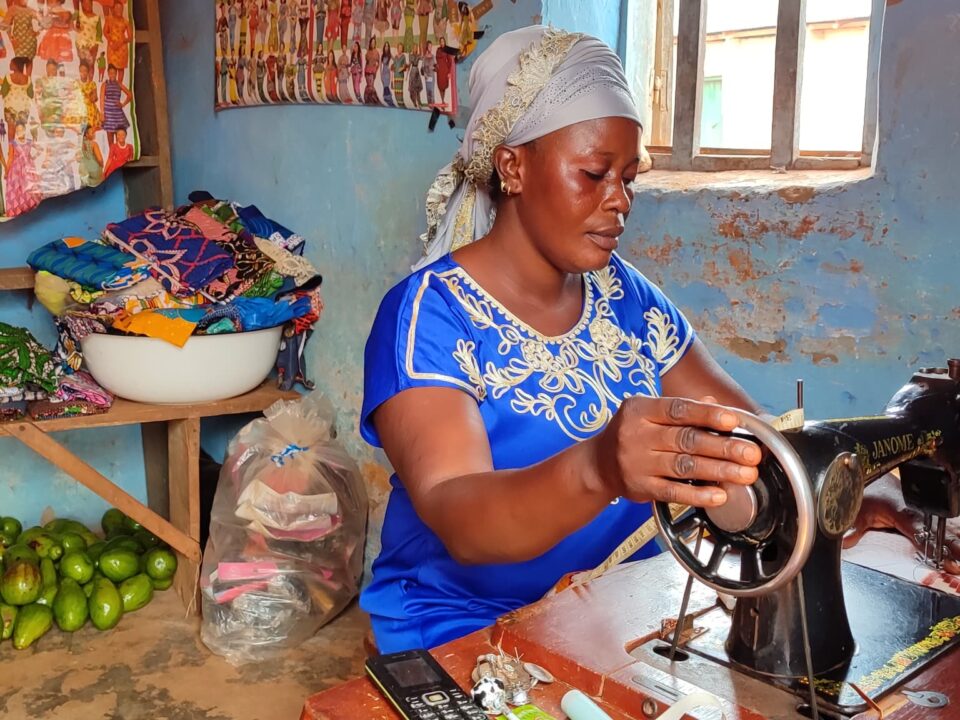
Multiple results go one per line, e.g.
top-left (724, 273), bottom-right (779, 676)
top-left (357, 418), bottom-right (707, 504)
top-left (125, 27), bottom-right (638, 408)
top-left (860, 0), bottom-right (885, 168)
top-left (770, 0), bottom-right (807, 170)
top-left (650, 0), bottom-right (676, 147)
top-left (671, 0), bottom-right (706, 170)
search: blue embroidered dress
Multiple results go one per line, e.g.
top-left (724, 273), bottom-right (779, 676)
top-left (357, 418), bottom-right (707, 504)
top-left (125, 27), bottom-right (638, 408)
top-left (360, 252), bottom-right (695, 652)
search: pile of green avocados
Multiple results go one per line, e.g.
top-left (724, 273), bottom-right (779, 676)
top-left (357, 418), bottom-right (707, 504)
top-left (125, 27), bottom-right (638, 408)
top-left (0, 509), bottom-right (178, 650)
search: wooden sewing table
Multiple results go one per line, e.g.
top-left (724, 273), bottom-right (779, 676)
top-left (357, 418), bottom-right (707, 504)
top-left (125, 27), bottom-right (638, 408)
top-left (301, 556), bottom-right (960, 719)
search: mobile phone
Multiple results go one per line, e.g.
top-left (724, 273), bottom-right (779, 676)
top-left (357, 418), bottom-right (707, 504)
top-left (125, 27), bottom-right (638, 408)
top-left (366, 649), bottom-right (489, 720)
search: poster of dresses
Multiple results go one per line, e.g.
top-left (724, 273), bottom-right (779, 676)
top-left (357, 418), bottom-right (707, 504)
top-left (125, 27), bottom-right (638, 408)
top-left (0, 0), bottom-right (139, 221)
top-left (214, 0), bottom-right (473, 114)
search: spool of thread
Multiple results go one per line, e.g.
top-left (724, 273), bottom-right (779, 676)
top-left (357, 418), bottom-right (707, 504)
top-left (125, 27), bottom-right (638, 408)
top-left (560, 690), bottom-right (613, 720)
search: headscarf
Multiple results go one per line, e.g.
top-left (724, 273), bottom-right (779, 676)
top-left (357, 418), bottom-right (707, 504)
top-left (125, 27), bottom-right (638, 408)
top-left (415, 25), bottom-right (642, 270)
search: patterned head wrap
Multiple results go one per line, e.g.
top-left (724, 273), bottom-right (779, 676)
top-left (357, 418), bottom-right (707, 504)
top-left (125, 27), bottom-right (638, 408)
top-left (415, 25), bottom-right (642, 270)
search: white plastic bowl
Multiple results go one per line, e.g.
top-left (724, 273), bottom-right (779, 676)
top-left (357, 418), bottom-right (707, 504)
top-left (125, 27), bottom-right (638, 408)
top-left (81, 325), bottom-right (284, 404)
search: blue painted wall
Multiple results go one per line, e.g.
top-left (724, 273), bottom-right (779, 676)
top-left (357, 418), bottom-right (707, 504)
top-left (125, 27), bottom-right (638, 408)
top-left (0, 179), bottom-right (149, 528)
top-left (4, 0), bottom-right (955, 554)
top-left (160, 0), bottom-right (960, 565)
top-left (613, 0), bottom-right (960, 421)
top-left (541, 0), bottom-right (623, 51)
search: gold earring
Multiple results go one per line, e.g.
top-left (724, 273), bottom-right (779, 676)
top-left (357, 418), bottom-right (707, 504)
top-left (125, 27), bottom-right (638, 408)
top-left (500, 179), bottom-right (509, 195)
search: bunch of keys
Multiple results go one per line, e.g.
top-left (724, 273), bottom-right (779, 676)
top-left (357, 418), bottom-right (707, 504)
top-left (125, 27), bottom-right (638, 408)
top-left (470, 651), bottom-right (555, 715)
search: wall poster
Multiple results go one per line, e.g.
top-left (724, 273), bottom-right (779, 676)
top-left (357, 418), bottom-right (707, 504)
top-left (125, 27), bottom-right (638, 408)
top-left (214, 0), bottom-right (488, 115)
top-left (0, 0), bottom-right (139, 221)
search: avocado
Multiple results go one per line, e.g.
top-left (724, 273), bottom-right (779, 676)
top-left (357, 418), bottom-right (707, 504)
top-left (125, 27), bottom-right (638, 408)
top-left (53, 578), bottom-right (89, 632)
top-left (141, 548), bottom-right (178, 582)
top-left (0, 603), bottom-right (17, 640)
top-left (1, 517), bottom-right (22, 540)
top-left (98, 548), bottom-right (140, 583)
top-left (1, 562), bottom-right (42, 606)
top-left (100, 509), bottom-right (130, 537)
top-left (59, 551), bottom-right (95, 585)
top-left (88, 576), bottom-right (123, 630)
top-left (12, 603), bottom-right (53, 649)
top-left (4, 545), bottom-right (39, 567)
top-left (119, 573), bottom-right (153, 613)
top-left (35, 558), bottom-right (58, 607)
top-left (57, 532), bottom-right (87, 554)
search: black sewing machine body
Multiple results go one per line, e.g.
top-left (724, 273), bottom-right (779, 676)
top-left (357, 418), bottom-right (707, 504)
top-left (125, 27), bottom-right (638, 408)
top-left (655, 363), bottom-right (960, 714)
top-left (729, 365), bottom-right (960, 679)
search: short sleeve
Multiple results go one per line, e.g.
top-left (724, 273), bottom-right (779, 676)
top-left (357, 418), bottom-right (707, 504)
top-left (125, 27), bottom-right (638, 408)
top-left (612, 254), bottom-right (696, 376)
top-left (360, 272), bottom-right (483, 447)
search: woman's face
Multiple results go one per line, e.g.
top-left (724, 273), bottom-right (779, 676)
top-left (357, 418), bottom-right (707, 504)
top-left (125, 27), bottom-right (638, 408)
top-left (508, 117), bottom-right (641, 273)
top-left (108, 67), bottom-right (117, 81)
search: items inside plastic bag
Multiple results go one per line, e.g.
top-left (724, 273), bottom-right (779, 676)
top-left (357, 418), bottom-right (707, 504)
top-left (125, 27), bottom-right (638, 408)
top-left (200, 392), bottom-right (368, 664)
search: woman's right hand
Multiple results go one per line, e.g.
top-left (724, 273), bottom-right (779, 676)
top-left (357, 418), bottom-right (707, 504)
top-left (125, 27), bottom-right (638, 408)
top-left (590, 396), bottom-right (762, 508)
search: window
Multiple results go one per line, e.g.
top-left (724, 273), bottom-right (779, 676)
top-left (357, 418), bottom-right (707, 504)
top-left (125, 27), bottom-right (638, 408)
top-left (624, 0), bottom-right (884, 171)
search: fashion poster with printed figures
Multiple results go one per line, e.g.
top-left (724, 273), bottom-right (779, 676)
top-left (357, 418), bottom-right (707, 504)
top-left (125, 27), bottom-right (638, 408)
top-left (214, 0), bottom-right (484, 115)
top-left (0, 0), bottom-right (139, 221)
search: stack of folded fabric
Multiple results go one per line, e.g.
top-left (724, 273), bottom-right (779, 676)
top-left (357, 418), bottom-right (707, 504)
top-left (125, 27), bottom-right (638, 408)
top-left (27, 192), bottom-right (324, 392)
top-left (0, 322), bottom-right (108, 422)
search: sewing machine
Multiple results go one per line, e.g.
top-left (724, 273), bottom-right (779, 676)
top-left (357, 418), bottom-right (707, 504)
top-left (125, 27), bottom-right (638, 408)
top-left (488, 362), bottom-right (960, 719)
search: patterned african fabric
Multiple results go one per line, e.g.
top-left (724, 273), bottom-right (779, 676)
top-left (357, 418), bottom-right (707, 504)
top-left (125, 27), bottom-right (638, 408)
top-left (0, 322), bottom-right (59, 394)
top-left (52, 370), bottom-right (113, 408)
top-left (105, 209), bottom-right (235, 297)
top-left (27, 238), bottom-right (150, 290)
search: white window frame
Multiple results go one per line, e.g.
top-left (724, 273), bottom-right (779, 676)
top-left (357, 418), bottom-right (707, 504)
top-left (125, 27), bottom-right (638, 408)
top-left (638, 0), bottom-right (885, 172)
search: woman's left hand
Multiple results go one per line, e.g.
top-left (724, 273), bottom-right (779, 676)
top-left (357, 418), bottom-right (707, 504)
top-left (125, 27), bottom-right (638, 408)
top-left (843, 488), bottom-right (960, 575)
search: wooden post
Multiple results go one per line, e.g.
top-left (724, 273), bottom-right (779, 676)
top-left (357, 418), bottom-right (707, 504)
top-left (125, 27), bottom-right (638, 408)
top-left (4, 423), bottom-right (200, 562)
top-left (651, 0), bottom-right (676, 147)
top-left (168, 417), bottom-right (202, 613)
top-left (860, 0), bottom-right (885, 168)
top-left (770, 0), bottom-right (807, 169)
top-left (670, 0), bottom-right (706, 169)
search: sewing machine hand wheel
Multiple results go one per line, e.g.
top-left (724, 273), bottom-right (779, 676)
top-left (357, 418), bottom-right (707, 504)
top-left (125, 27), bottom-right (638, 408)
top-left (653, 409), bottom-right (816, 597)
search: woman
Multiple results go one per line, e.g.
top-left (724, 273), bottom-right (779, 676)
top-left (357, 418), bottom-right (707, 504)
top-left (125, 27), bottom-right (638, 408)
top-left (103, 1), bottom-right (131, 81)
top-left (379, 41), bottom-right (394, 107)
top-left (37, 0), bottom-right (74, 63)
top-left (349, 40), bottom-right (363, 100)
top-left (324, 0), bottom-right (340, 50)
top-left (390, 42), bottom-right (406, 108)
top-left (6, 121), bottom-right (41, 217)
top-left (78, 59), bottom-right (101, 130)
top-left (415, 0), bottom-right (431, 53)
top-left (100, 64), bottom-right (132, 144)
top-left (323, 47), bottom-right (338, 101)
top-left (1, 57), bottom-right (35, 132)
top-left (336, 49), bottom-right (351, 103)
top-left (401, 0), bottom-right (415, 52)
top-left (421, 40), bottom-right (435, 105)
top-left (359, 26), bottom-right (765, 653)
top-left (363, 37), bottom-right (380, 101)
top-left (75, 0), bottom-right (102, 67)
top-left (406, 50), bottom-right (422, 108)
top-left (79, 124), bottom-right (103, 188)
top-left (338, 0), bottom-right (352, 52)
top-left (102, 126), bottom-right (133, 179)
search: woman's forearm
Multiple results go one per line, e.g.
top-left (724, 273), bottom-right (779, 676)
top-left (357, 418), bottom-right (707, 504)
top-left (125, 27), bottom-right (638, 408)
top-left (416, 438), bottom-right (614, 565)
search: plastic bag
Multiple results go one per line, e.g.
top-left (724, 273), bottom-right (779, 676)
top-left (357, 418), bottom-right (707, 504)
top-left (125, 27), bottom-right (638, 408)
top-left (200, 392), bottom-right (368, 664)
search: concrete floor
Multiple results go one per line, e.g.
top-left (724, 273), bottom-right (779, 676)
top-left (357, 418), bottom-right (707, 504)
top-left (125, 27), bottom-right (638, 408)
top-left (0, 590), bottom-right (370, 720)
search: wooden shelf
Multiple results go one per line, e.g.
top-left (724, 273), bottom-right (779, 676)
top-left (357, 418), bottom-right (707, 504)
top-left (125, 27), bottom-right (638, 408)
top-left (18, 381), bottom-right (298, 432)
top-left (0, 266), bottom-right (35, 290)
top-left (125, 154), bottom-right (161, 169)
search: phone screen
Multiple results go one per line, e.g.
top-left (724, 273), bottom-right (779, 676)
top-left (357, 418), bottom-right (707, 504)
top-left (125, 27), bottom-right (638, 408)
top-left (386, 657), bottom-right (442, 688)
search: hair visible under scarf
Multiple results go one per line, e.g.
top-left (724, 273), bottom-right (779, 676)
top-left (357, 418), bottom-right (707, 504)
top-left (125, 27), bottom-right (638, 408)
top-left (414, 25), bottom-right (641, 270)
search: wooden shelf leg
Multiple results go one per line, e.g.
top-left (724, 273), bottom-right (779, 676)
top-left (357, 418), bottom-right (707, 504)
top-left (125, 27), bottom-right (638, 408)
top-left (168, 417), bottom-right (202, 615)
